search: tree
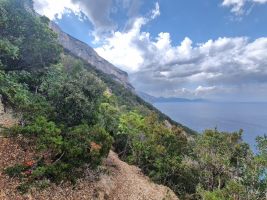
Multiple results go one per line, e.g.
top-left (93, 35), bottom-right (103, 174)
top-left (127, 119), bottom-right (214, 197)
top-left (252, 135), bottom-right (267, 198)
top-left (98, 91), bottom-right (120, 136)
top-left (40, 64), bottom-right (105, 126)
top-left (115, 111), bottom-right (193, 196)
top-left (0, 0), bottom-right (61, 71)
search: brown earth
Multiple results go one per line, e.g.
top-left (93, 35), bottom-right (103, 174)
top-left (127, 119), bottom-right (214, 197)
top-left (0, 102), bottom-right (19, 129)
top-left (0, 101), bottom-right (179, 200)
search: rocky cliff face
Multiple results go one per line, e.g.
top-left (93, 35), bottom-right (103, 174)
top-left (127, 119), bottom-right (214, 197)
top-left (50, 22), bottom-right (134, 90)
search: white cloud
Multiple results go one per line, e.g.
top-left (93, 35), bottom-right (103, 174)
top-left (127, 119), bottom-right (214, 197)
top-left (95, 17), bottom-right (146, 72)
top-left (33, 0), bottom-right (267, 100)
top-left (172, 86), bottom-right (219, 98)
top-left (222, 0), bottom-right (267, 15)
top-left (94, 3), bottom-right (267, 99)
top-left (33, 0), bottom-right (146, 37)
top-left (151, 2), bottom-right (160, 19)
top-left (33, 0), bottom-right (81, 20)
top-left (33, 0), bottom-right (117, 35)
top-left (194, 86), bottom-right (217, 96)
top-left (96, 17), bottom-right (267, 77)
top-left (95, 2), bottom-right (161, 72)
top-left (71, 0), bottom-right (115, 34)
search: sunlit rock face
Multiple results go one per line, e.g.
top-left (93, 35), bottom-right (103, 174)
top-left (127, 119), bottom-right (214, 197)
top-left (50, 22), bottom-right (134, 90)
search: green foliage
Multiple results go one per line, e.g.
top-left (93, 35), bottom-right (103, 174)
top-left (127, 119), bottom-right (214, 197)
top-left (0, 38), bottom-right (19, 68)
top-left (115, 122), bottom-right (267, 198)
top-left (7, 116), bottom-right (63, 161)
top-left (194, 129), bottom-right (252, 191)
top-left (82, 60), bottom-right (196, 135)
top-left (4, 164), bottom-right (28, 178)
top-left (197, 180), bottom-right (247, 200)
top-left (21, 117), bottom-right (62, 153)
top-left (98, 90), bottom-right (121, 136)
top-left (5, 118), bottom-right (113, 190)
top-left (194, 130), bottom-right (267, 200)
top-left (40, 62), bottom-right (105, 126)
top-left (0, 70), bottom-right (31, 109)
top-left (63, 124), bottom-right (113, 168)
top-left (256, 135), bottom-right (267, 164)
top-left (1, 0), bottom-right (266, 198)
top-left (253, 135), bottom-right (267, 197)
top-left (1, 2), bottom-right (111, 187)
top-left (115, 111), bottom-right (193, 196)
top-left (0, 0), bottom-right (62, 71)
top-left (0, 70), bottom-right (53, 120)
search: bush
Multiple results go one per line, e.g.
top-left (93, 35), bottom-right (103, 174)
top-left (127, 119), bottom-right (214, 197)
top-left (115, 111), bottom-right (192, 196)
top-left (5, 118), bottom-right (113, 191)
top-left (0, 71), bottom-right (53, 120)
top-left (0, 70), bottom-right (31, 109)
top-left (0, 0), bottom-right (62, 72)
top-left (40, 64), bottom-right (105, 126)
top-left (63, 124), bottom-right (113, 168)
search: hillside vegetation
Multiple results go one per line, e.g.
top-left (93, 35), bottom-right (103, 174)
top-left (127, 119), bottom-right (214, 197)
top-left (0, 0), bottom-right (266, 199)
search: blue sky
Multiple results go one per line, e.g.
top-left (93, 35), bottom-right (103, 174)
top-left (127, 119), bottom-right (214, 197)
top-left (33, 0), bottom-right (267, 101)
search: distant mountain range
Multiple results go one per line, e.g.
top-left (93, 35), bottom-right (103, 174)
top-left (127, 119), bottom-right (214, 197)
top-left (137, 91), bottom-right (207, 104)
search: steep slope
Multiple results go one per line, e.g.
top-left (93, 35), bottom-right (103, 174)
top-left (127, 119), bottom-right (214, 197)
top-left (48, 24), bottom-right (195, 134)
top-left (0, 142), bottom-right (178, 200)
top-left (50, 22), bottom-right (134, 91)
top-left (0, 102), bottom-right (178, 200)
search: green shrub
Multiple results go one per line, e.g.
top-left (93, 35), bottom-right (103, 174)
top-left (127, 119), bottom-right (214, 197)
top-left (4, 164), bottom-right (27, 178)
top-left (115, 111), bottom-right (192, 196)
top-left (0, 0), bottom-right (62, 72)
top-left (63, 124), bottom-right (113, 168)
top-left (40, 64), bottom-right (105, 126)
top-left (5, 116), bottom-right (113, 189)
top-left (0, 70), bottom-right (31, 108)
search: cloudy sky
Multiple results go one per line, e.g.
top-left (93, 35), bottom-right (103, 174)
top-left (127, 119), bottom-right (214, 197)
top-left (33, 0), bottom-right (267, 101)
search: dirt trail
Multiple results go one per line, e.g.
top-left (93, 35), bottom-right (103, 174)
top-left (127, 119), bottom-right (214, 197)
top-left (0, 102), bottom-right (18, 130)
top-left (105, 151), bottom-right (178, 200)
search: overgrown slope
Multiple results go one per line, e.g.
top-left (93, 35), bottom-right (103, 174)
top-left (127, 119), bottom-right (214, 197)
top-left (65, 49), bottom-right (196, 135)
top-left (0, 0), bottom-right (266, 199)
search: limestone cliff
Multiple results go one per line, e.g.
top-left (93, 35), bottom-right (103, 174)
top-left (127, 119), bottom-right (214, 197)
top-left (49, 22), bottom-right (134, 90)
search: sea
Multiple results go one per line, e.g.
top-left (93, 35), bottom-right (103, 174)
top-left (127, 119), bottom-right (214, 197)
top-left (154, 102), bottom-right (267, 150)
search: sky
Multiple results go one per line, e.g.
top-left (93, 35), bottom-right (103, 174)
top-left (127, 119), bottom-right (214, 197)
top-left (33, 0), bottom-right (267, 101)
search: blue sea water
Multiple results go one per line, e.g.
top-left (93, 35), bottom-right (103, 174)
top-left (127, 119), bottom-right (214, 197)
top-left (154, 102), bottom-right (267, 150)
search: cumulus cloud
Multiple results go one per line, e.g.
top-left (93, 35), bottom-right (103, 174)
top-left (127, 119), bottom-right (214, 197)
top-left (95, 2), bottom-right (161, 72)
top-left (71, 0), bottom-right (115, 35)
top-left (33, 0), bottom-right (267, 100)
top-left (33, 0), bottom-right (81, 20)
top-left (222, 0), bottom-right (267, 15)
top-left (95, 3), bottom-right (267, 99)
top-left (33, 0), bottom-right (115, 35)
top-left (33, 0), bottom-right (145, 36)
